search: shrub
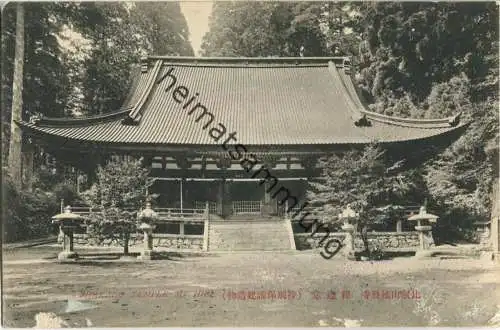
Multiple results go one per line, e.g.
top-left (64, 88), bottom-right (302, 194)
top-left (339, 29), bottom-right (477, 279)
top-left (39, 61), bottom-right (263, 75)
top-left (3, 172), bottom-right (59, 242)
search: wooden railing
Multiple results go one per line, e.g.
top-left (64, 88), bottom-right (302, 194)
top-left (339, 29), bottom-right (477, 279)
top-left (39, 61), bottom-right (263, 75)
top-left (232, 200), bottom-right (262, 214)
top-left (66, 205), bottom-right (209, 223)
top-left (285, 204), bottom-right (424, 221)
top-left (156, 208), bottom-right (206, 223)
top-left (194, 201), bottom-right (218, 214)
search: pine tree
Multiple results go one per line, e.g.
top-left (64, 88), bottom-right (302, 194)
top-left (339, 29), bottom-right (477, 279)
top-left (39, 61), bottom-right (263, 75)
top-left (81, 158), bottom-right (155, 255)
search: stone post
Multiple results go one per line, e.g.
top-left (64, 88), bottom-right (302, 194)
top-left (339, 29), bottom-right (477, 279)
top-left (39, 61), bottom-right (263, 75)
top-left (341, 223), bottom-right (356, 261)
top-left (137, 200), bottom-right (158, 261)
top-left (414, 221), bottom-right (434, 258)
top-left (139, 223), bottom-right (154, 260)
top-left (339, 205), bottom-right (359, 260)
top-left (52, 206), bottom-right (82, 260)
top-left (58, 225), bottom-right (78, 260)
top-left (408, 206), bottom-right (438, 258)
top-left (396, 220), bottom-right (402, 233)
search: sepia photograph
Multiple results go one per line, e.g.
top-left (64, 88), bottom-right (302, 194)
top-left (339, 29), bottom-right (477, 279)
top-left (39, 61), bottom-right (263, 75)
top-left (2, 1), bottom-right (499, 328)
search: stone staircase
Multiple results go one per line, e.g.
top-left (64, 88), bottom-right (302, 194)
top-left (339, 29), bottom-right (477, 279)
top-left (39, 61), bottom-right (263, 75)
top-left (207, 218), bottom-right (295, 251)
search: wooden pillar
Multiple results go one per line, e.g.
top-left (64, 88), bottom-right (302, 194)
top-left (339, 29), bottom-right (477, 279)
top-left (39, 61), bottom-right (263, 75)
top-left (263, 181), bottom-right (271, 203)
top-left (224, 180), bottom-right (232, 218)
top-left (217, 179), bottom-right (224, 217)
top-left (217, 179), bottom-right (232, 218)
top-left (262, 181), bottom-right (277, 216)
top-left (179, 179), bottom-right (184, 211)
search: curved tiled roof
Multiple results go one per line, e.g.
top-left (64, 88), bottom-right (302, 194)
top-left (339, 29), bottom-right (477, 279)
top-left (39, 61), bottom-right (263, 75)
top-left (19, 56), bottom-right (465, 147)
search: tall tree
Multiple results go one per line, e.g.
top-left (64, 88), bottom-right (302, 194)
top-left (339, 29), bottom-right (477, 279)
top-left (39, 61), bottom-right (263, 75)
top-left (201, 2), bottom-right (328, 57)
top-left (348, 2), bottom-right (499, 235)
top-left (7, 3), bottom-right (25, 189)
top-left (68, 2), bottom-right (194, 116)
top-left (2, 2), bottom-right (75, 175)
top-left (131, 2), bottom-right (194, 56)
top-left (351, 2), bottom-right (498, 110)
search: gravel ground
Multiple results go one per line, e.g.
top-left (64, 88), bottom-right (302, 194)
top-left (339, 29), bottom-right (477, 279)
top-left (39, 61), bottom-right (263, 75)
top-left (2, 246), bottom-right (500, 327)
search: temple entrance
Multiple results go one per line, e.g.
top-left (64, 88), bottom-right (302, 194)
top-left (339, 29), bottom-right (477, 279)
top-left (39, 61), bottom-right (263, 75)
top-left (230, 181), bottom-right (262, 216)
top-left (150, 177), bottom-right (309, 219)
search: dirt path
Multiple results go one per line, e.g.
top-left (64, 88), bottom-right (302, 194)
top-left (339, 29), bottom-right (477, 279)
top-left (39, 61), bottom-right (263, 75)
top-left (3, 248), bottom-right (500, 327)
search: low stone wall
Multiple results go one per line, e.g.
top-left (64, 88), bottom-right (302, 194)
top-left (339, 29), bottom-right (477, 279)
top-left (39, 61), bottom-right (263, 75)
top-left (294, 231), bottom-right (421, 252)
top-left (70, 233), bottom-right (204, 250)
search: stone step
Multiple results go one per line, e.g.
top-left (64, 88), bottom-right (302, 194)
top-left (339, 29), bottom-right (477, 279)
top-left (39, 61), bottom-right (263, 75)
top-left (208, 219), bottom-right (293, 251)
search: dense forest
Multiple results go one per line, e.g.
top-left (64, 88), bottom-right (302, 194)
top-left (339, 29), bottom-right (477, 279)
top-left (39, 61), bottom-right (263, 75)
top-left (2, 2), bottom-right (194, 241)
top-left (201, 1), bottom-right (498, 239)
top-left (2, 2), bottom-right (499, 242)
top-left (2, 1), bottom-right (193, 159)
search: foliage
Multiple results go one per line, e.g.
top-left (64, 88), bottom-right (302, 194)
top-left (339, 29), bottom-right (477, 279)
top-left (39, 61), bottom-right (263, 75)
top-left (2, 2), bottom-right (74, 165)
top-left (82, 158), bottom-right (153, 209)
top-left (51, 182), bottom-right (83, 206)
top-left (66, 2), bottom-right (194, 116)
top-left (2, 170), bottom-right (60, 242)
top-left (424, 99), bottom-right (498, 224)
top-left (349, 2), bottom-right (497, 232)
top-left (307, 144), bottom-right (424, 227)
top-left (81, 158), bottom-right (154, 254)
top-left (130, 2), bottom-right (194, 56)
top-left (353, 2), bottom-right (498, 104)
top-left (2, 2), bottom-right (194, 160)
top-left (201, 2), bottom-right (329, 57)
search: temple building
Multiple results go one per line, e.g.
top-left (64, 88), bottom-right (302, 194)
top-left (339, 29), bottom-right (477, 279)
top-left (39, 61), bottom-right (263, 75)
top-left (17, 56), bottom-right (467, 251)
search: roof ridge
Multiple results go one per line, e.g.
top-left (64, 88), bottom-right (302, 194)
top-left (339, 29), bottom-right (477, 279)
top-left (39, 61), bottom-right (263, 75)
top-left (327, 61), bottom-right (367, 126)
top-left (144, 56), bottom-right (350, 66)
top-left (125, 60), bottom-right (164, 124)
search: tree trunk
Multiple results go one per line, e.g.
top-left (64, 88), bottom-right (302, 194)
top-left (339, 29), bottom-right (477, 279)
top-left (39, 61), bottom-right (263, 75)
top-left (485, 140), bottom-right (499, 258)
top-left (123, 231), bottom-right (130, 256)
top-left (8, 3), bottom-right (25, 189)
top-left (361, 225), bottom-right (369, 254)
top-left (22, 147), bottom-right (34, 192)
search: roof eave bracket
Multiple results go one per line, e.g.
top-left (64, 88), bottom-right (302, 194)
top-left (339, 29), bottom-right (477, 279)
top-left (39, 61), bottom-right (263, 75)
top-left (122, 115), bottom-right (141, 126)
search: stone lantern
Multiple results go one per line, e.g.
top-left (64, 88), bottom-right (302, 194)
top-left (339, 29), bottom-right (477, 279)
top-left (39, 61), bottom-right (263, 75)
top-left (137, 200), bottom-right (158, 260)
top-left (52, 206), bottom-right (84, 260)
top-left (408, 205), bottom-right (438, 257)
top-left (339, 205), bottom-right (359, 260)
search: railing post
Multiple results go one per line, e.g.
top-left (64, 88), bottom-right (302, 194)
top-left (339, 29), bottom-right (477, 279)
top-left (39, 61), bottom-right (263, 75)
top-left (203, 201), bottom-right (209, 251)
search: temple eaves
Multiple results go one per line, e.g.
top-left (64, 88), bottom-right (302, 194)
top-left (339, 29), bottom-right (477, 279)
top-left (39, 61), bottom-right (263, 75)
top-left (18, 56), bottom-right (466, 148)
